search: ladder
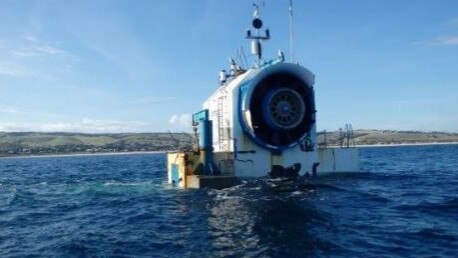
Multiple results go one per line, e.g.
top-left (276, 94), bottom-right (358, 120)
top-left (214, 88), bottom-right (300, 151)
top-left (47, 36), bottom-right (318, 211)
top-left (217, 96), bottom-right (229, 151)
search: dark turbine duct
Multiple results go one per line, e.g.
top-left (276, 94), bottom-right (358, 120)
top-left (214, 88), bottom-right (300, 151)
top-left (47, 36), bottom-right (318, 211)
top-left (240, 68), bottom-right (316, 151)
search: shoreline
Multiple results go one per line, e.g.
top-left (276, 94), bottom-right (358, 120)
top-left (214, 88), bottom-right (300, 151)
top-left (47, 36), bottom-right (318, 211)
top-left (2, 142), bottom-right (458, 159)
top-left (319, 141), bottom-right (458, 149)
top-left (317, 141), bottom-right (458, 148)
top-left (0, 151), bottom-right (166, 159)
top-left (354, 141), bottom-right (458, 148)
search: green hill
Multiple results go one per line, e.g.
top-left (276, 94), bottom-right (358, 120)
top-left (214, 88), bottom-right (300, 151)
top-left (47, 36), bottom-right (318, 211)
top-left (318, 130), bottom-right (458, 146)
top-left (0, 132), bottom-right (192, 156)
top-left (1, 130), bottom-right (457, 157)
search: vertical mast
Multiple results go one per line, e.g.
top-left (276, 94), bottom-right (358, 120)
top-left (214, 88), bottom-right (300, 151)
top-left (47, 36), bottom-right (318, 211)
top-left (289, 0), bottom-right (295, 63)
top-left (246, 3), bottom-right (270, 66)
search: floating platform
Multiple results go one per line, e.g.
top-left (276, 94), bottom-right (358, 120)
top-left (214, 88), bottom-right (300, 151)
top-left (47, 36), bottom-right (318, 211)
top-left (167, 147), bottom-right (359, 189)
top-left (167, 151), bottom-right (240, 189)
top-left (186, 175), bottom-right (240, 190)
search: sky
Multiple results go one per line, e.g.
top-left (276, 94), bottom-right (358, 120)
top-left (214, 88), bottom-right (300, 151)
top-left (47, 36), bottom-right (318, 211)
top-left (0, 0), bottom-right (457, 133)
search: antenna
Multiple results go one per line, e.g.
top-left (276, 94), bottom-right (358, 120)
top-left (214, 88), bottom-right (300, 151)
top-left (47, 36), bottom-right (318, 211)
top-left (246, 3), bottom-right (270, 64)
top-left (288, 0), bottom-right (295, 63)
top-left (240, 46), bottom-right (249, 68)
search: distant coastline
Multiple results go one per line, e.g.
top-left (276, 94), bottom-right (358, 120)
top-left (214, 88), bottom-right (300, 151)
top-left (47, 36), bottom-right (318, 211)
top-left (1, 130), bottom-right (458, 158)
top-left (0, 132), bottom-right (192, 158)
top-left (354, 141), bottom-right (458, 148)
top-left (0, 150), bottom-right (166, 159)
top-left (2, 142), bottom-right (458, 159)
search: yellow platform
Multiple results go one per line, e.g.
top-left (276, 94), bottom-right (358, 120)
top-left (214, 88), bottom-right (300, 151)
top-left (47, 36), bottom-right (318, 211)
top-left (167, 152), bottom-right (239, 189)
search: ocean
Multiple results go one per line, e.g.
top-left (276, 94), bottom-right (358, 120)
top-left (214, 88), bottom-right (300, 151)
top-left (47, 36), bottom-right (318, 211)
top-left (1, 145), bottom-right (457, 257)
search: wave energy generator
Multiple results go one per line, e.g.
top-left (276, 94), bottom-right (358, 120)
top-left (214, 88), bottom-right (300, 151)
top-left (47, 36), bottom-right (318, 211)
top-left (167, 4), bottom-right (359, 189)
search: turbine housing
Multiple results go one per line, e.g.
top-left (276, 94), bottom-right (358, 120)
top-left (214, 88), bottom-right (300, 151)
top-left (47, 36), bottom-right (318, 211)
top-left (202, 61), bottom-right (319, 178)
top-left (239, 63), bottom-right (316, 151)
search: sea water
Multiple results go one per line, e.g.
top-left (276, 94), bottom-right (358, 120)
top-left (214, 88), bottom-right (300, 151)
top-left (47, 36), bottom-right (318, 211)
top-left (1, 145), bottom-right (457, 257)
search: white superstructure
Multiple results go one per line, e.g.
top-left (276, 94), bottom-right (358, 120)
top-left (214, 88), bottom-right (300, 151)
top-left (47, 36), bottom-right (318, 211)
top-left (167, 4), bottom-right (359, 188)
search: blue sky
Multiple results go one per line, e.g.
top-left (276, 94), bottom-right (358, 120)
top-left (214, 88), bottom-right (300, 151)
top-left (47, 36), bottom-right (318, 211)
top-left (0, 0), bottom-right (457, 133)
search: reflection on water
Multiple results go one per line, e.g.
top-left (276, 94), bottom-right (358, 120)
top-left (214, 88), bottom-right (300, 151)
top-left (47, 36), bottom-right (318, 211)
top-left (205, 179), bottom-right (343, 257)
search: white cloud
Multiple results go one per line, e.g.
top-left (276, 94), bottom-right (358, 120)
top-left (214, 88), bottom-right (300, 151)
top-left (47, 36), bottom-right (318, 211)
top-left (0, 62), bottom-right (31, 76)
top-left (0, 119), bottom-right (154, 133)
top-left (9, 50), bottom-right (37, 57)
top-left (414, 35), bottom-right (458, 46)
top-left (23, 35), bottom-right (38, 43)
top-left (59, 8), bottom-right (159, 82)
top-left (36, 45), bottom-right (65, 55)
top-left (1, 35), bottom-right (67, 58)
top-left (0, 105), bottom-right (64, 118)
top-left (169, 114), bottom-right (192, 128)
top-left (10, 45), bottom-right (66, 57)
top-left (0, 36), bottom-right (68, 79)
top-left (0, 61), bottom-right (54, 80)
top-left (0, 107), bottom-right (20, 114)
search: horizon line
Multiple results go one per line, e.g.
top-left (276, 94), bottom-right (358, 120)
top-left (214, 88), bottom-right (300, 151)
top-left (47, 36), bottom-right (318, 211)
top-left (1, 129), bottom-right (458, 134)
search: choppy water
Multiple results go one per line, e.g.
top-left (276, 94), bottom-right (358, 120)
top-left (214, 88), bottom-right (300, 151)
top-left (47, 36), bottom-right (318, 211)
top-left (1, 145), bottom-right (458, 257)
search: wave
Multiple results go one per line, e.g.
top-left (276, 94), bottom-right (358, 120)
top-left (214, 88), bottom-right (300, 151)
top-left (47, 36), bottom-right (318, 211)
top-left (102, 181), bottom-right (154, 187)
top-left (1, 185), bottom-right (18, 206)
top-left (413, 228), bottom-right (457, 242)
top-left (395, 197), bottom-right (458, 215)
